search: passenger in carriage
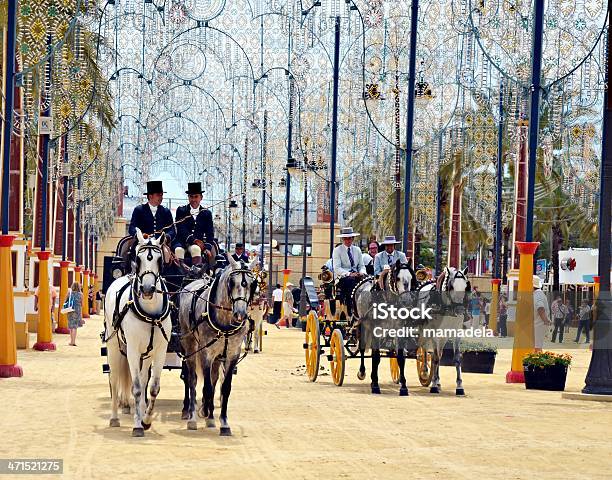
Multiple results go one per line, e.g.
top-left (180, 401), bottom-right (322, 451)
top-left (362, 240), bottom-right (379, 276)
top-left (332, 227), bottom-right (366, 316)
top-left (373, 235), bottom-right (408, 276)
top-left (173, 182), bottom-right (214, 266)
top-left (128, 180), bottom-right (175, 242)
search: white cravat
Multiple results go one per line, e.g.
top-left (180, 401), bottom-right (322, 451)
top-left (148, 203), bottom-right (158, 216)
top-left (190, 206), bottom-right (200, 220)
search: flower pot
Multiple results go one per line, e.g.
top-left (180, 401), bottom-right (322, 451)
top-left (524, 363), bottom-right (568, 391)
top-left (461, 351), bottom-right (496, 374)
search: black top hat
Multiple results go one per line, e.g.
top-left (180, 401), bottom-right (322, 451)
top-left (144, 181), bottom-right (165, 195)
top-left (235, 243), bottom-right (244, 249)
top-left (185, 182), bottom-right (204, 195)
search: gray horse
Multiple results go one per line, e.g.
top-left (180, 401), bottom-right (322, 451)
top-left (354, 260), bottom-right (418, 395)
top-left (416, 266), bottom-right (470, 395)
top-left (178, 255), bottom-right (258, 435)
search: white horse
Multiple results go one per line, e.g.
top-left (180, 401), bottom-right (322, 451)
top-left (104, 228), bottom-right (172, 436)
top-left (248, 298), bottom-right (267, 354)
top-left (416, 266), bottom-right (469, 395)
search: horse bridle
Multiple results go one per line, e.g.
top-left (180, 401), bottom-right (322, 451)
top-left (390, 263), bottom-right (414, 294)
top-left (227, 268), bottom-right (257, 307)
top-left (134, 243), bottom-right (164, 295)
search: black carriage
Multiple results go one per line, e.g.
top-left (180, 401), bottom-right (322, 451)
top-left (301, 270), bottom-right (434, 387)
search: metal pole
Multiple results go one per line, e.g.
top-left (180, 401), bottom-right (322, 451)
top-left (525, 0), bottom-right (545, 242)
top-left (583, 18), bottom-right (612, 395)
top-left (39, 39), bottom-right (53, 252)
top-left (1, 0), bottom-right (17, 234)
top-left (260, 111), bottom-right (267, 267)
top-left (494, 81), bottom-right (505, 278)
top-left (402, 0), bottom-right (419, 253)
top-left (329, 16), bottom-right (341, 258)
top-left (243, 138), bottom-right (247, 247)
top-left (284, 77), bottom-right (295, 269)
top-left (302, 172), bottom-right (308, 278)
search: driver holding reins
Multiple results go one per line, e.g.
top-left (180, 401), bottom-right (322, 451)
top-left (129, 180), bottom-right (176, 242)
top-left (173, 182), bottom-right (214, 266)
top-left (332, 227), bottom-right (366, 316)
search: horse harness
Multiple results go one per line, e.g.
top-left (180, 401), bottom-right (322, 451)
top-left (106, 271), bottom-right (173, 368)
top-left (181, 267), bottom-right (257, 362)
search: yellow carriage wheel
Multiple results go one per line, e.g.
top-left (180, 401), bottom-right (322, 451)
top-left (389, 357), bottom-right (400, 384)
top-left (329, 329), bottom-right (345, 386)
top-left (304, 311), bottom-right (320, 382)
top-left (416, 346), bottom-right (434, 387)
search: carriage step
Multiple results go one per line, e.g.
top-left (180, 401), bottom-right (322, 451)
top-left (102, 363), bottom-right (110, 374)
top-left (101, 346), bottom-right (107, 357)
top-left (326, 355), bottom-right (333, 361)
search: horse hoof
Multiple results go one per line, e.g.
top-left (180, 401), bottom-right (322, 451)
top-left (142, 421), bottom-right (151, 431)
top-left (254, 349), bottom-right (259, 354)
top-left (109, 418), bottom-right (120, 427)
top-left (430, 387), bottom-right (440, 394)
top-left (187, 420), bottom-right (198, 430)
top-left (220, 427), bottom-right (232, 436)
top-left (122, 406), bottom-right (131, 414)
top-left (399, 388), bottom-right (409, 397)
top-left (456, 388), bottom-right (465, 396)
top-left (357, 370), bottom-right (366, 381)
top-left (132, 427), bottom-right (144, 437)
top-left (371, 386), bottom-right (381, 394)
top-left (205, 418), bottom-right (216, 428)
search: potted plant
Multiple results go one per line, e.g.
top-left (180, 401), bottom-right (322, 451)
top-left (459, 342), bottom-right (498, 374)
top-left (523, 351), bottom-right (572, 391)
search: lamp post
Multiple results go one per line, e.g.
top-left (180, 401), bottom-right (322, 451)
top-left (284, 76), bottom-right (295, 269)
top-left (329, 16), bottom-right (341, 258)
top-left (402, 0), bottom-right (420, 253)
top-left (582, 13), bottom-right (612, 395)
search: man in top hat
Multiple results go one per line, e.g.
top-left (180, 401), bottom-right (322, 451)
top-left (129, 180), bottom-right (175, 242)
top-left (231, 243), bottom-right (250, 263)
top-left (332, 227), bottom-right (366, 315)
top-left (374, 235), bottom-right (408, 276)
top-left (174, 182), bottom-right (214, 266)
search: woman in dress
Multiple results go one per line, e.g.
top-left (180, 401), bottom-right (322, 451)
top-left (66, 282), bottom-right (83, 346)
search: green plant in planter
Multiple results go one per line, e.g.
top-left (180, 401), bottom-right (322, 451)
top-left (460, 341), bottom-right (498, 354)
top-left (523, 351), bottom-right (572, 368)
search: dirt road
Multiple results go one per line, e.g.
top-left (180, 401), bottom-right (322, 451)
top-left (1, 315), bottom-right (610, 479)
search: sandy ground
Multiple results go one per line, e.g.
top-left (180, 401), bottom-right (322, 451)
top-left (1, 314), bottom-right (611, 480)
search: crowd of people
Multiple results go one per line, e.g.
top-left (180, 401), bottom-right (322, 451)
top-left (473, 276), bottom-right (593, 349)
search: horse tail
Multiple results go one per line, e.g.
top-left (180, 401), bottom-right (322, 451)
top-left (108, 335), bottom-right (132, 404)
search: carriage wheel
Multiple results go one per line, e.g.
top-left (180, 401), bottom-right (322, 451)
top-left (389, 358), bottom-right (400, 384)
top-left (416, 346), bottom-right (434, 387)
top-left (304, 311), bottom-right (320, 382)
top-left (329, 329), bottom-right (345, 386)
